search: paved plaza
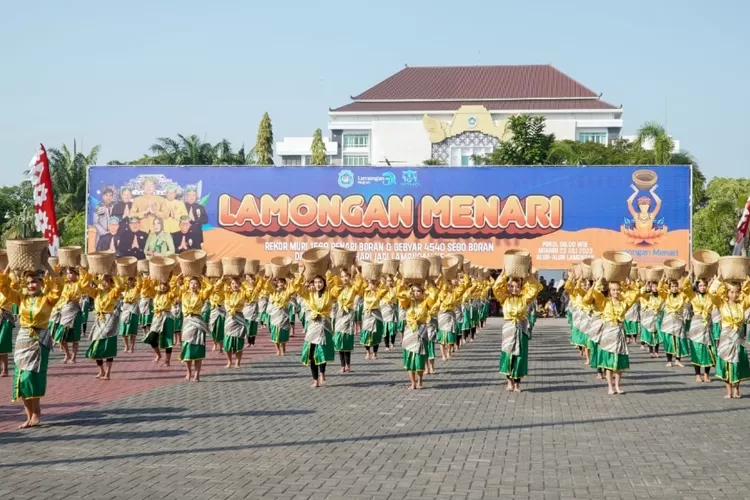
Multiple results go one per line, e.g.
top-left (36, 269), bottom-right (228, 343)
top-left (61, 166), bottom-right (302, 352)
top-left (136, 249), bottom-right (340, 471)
top-left (1, 318), bottom-right (749, 499)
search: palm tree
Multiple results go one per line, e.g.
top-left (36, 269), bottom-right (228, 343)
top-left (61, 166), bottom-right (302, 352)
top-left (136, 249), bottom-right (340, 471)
top-left (634, 122), bottom-right (675, 165)
top-left (47, 140), bottom-right (100, 226)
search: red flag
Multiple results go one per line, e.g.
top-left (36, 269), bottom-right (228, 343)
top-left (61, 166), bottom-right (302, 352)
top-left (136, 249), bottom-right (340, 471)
top-left (30, 144), bottom-right (60, 256)
top-left (733, 195), bottom-right (750, 256)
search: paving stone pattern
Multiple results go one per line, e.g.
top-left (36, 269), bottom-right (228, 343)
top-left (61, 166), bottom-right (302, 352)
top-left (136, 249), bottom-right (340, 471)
top-left (1, 318), bottom-right (749, 500)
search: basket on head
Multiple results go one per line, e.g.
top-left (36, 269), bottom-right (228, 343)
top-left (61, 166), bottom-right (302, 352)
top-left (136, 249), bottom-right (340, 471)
top-left (629, 263), bottom-right (639, 281)
top-left (301, 248), bottom-right (330, 281)
top-left (601, 251), bottom-right (633, 283)
top-left (290, 262), bottom-right (300, 275)
top-left (206, 260), bottom-right (223, 278)
top-left (591, 259), bottom-right (604, 280)
top-left (503, 249), bottom-right (531, 279)
top-left (0, 250), bottom-right (7, 271)
top-left (446, 253), bottom-right (464, 269)
top-left (442, 255), bottom-right (460, 281)
top-left (331, 247), bottom-right (356, 269)
top-left (116, 256), bottom-right (138, 277)
top-left (571, 264), bottom-right (581, 280)
top-left (270, 256), bottom-right (292, 280)
top-left (80, 254), bottom-right (89, 269)
top-left (718, 256), bottom-right (749, 282)
top-left (6, 238), bottom-right (49, 272)
top-left (48, 256), bottom-right (59, 268)
top-left (643, 266), bottom-right (664, 283)
top-left (177, 250), bottom-right (207, 277)
top-left (361, 260), bottom-right (383, 281)
top-left (692, 249), bottom-right (720, 280)
top-left (382, 259), bottom-right (400, 276)
top-left (58, 246), bottom-right (82, 268)
top-left (87, 252), bottom-right (116, 275)
top-left (222, 257), bottom-right (246, 277)
top-left (244, 259), bottom-right (260, 276)
top-left (427, 255), bottom-right (442, 279)
top-left (262, 264), bottom-right (272, 278)
top-left (579, 258), bottom-right (594, 280)
top-left (663, 258), bottom-right (687, 281)
top-left (137, 259), bottom-right (149, 274)
top-left (149, 256), bottom-right (176, 282)
top-left (463, 260), bottom-right (472, 275)
top-left (400, 258), bottom-right (430, 284)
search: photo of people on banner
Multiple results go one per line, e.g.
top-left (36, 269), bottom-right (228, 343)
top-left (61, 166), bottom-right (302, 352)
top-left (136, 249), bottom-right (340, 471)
top-left (89, 175), bottom-right (208, 258)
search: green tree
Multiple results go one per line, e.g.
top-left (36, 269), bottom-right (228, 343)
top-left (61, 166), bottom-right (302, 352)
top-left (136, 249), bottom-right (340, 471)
top-left (634, 122), bottom-right (675, 165)
top-left (423, 158), bottom-right (446, 166)
top-left (60, 211), bottom-right (86, 246)
top-left (693, 178), bottom-right (750, 255)
top-left (253, 112), bottom-right (274, 165)
top-left (476, 115), bottom-right (555, 165)
top-left (309, 129), bottom-right (327, 166)
top-left (1, 181), bottom-right (36, 243)
top-left (47, 141), bottom-right (100, 236)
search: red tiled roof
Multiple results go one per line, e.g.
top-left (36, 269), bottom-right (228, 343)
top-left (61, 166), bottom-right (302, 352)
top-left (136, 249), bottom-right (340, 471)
top-left (331, 65), bottom-right (618, 112)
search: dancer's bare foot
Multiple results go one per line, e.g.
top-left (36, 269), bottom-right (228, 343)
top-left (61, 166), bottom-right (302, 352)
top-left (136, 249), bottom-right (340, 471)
top-left (192, 375), bottom-right (200, 383)
top-left (94, 373), bottom-right (102, 379)
top-left (70, 358), bottom-right (77, 364)
top-left (339, 367), bottom-right (346, 374)
top-left (675, 360), bottom-right (684, 368)
top-left (665, 362), bottom-right (673, 368)
top-left (0, 371), bottom-right (7, 377)
top-left (18, 419), bottom-right (31, 429)
top-left (320, 374), bottom-right (326, 385)
top-left (695, 375), bottom-right (702, 384)
top-left (212, 345), bottom-right (217, 351)
top-left (372, 354), bottom-right (377, 360)
top-left (233, 364), bottom-right (241, 369)
top-left (407, 384), bottom-right (415, 390)
top-left (724, 394), bottom-right (733, 399)
top-left (152, 356), bottom-right (160, 363)
top-left (608, 389), bottom-right (615, 396)
top-left (615, 388), bottom-right (624, 394)
top-left (596, 373), bottom-right (603, 380)
top-left (185, 374), bottom-right (191, 381)
top-left (102, 375), bottom-right (110, 380)
top-left (703, 374), bottom-right (711, 383)
top-left (311, 381), bottom-right (319, 388)
top-left (225, 362), bottom-right (232, 369)
top-left (61, 358), bottom-right (69, 364)
top-left (161, 362), bottom-right (170, 368)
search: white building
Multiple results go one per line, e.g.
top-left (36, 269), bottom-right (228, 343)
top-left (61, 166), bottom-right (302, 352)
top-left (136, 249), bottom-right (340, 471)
top-left (279, 64), bottom-right (624, 166)
top-left (276, 136), bottom-right (338, 166)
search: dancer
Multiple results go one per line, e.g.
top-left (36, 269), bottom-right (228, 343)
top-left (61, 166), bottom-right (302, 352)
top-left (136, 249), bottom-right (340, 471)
top-left (3, 261), bottom-right (62, 428)
top-left (399, 280), bottom-right (435, 390)
top-left (299, 273), bottom-right (339, 387)
top-left (49, 266), bottom-right (92, 364)
top-left (685, 278), bottom-right (717, 383)
top-left (360, 276), bottom-right (388, 360)
top-left (639, 279), bottom-right (666, 358)
top-left (492, 271), bottom-right (543, 392)
top-left (118, 275), bottom-right (141, 353)
top-left (623, 278), bottom-right (641, 344)
top-left (565, 277), bottom-right (590, 362)
top-left (381, 274), bottom-right (399, 351)
top-left (710, 278), bottom-right (750, 399)
top-left (208, 276), bottom-right (226, 353)
top-left (0, 273), bottom-right (14, 377)
top-left (333, 268), bottom-right (362, 373)
top-left (242, 273), bottom-right (265, 347)
top-left (424, 277), bottom-right (441, 374)
top-left (659, 275), bottom-right (693, 368)
top-left (171, 274), bottom-right (184, 346)
top-left (85, 274), bottom-right (123, 380)
top-left (268, 273), bottom-right (302, 356)
top-left (223, 276), bottom-right (250, 369)
top-left (143, 278), bottom-right (175, 367)
top-left (435, 274), bottom-right (468, 360)
top-left (138, 269), bottom-right (156, 335)
top-left (179, 276), bottom-right (214, 382)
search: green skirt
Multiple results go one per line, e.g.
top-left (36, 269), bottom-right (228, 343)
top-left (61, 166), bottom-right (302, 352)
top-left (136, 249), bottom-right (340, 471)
top-left (403, 349), bottom-right (427, 372)
top-left (588, 338), bottom-right (600, 370)
top-left (660, 332), bottom-right (690, 357)
top-left (471, 305), bottom-right (479, 328)
top-left (11, 304), bottom-right (19, 315)
top-left (333, 331), bottom-right (355, 352)
top-left (570, 327), bottom-right (588, 348)
top-left (52, 312), bottom-right (84, 344)
top-left (0, 317), bottom-right (13, 354)
top-left (222, 335), bottom-right (245, 353)
top-left (528, 311), bottom-right (537, 329)
top-left (288, 303), bottom-right (297, 324)
top-left (143, 318), bottom-right (174, 349)
top-left (716, 345), bottom-right (750, 384)
top-left (354, 304), bottom-right (364, 323)
top-left (436, 329), bottom-right (456, 345)
top-left (640, 327), bottom-right (658, 346)
top-left (180, 343), bottom-right (205, 361)
top-left (245, 320), bottom-right (258, 337)
top-left (360, 320), bottom-right (384, 346)
top-left (80, 300), bottom-right (92, 323)
top-left (690, 340), bottom-right (715, 368)
top-left (566, 310), bottom-right (573, 326)
top-left (397, 320), bottom-right (405, 334)
top-left (499, 333), bottom-right (529, 379)
top-left (86, 336), bottom-right (118, 360)
top-left (211, 315), bottom-right (225, 343)
top-left (623, 320), bottom-right (639, 337)
top-left (12, 345), bottom-right (49, 402)
top-left (460, 308), bottom-right (471, 332)
top-left (270, 324), bottom-right (289, 344)
top-left (427, 340), bottom-right (435, 360)
top-left (173, 313), bottom-right (183, 333)
top-left (119, 313), bottom-right (139, 336)
top-left (300, 331), bottom-right (335, 365)
top-left (596, 349), bottom-right (630, 372)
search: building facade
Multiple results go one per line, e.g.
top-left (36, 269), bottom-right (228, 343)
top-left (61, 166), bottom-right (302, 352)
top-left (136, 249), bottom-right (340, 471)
top-left (279, 64), bottom-right (624, 166)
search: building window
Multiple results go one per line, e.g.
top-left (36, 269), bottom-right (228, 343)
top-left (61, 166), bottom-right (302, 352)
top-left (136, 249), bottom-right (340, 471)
top-left (282, 156), bottom-right (301, 166)
top-left (578, 131), bottom-right (607, 144)
top-left (343, 134), bottom-right (369, 148)
top-left (343, 155), bottom-right (369, 166)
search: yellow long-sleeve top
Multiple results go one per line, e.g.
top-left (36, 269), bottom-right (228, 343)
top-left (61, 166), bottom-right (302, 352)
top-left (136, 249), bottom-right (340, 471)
top-left (53, 270), bottom-right (96, 310)
top-left (566, 280), bottom-right (595, 314)
top-left (116, 277), bottom-right (142, 304)
top-left (585, 286), bottom-right (641, 324)
top-left (434, 283), bottom-right (460, 313)
top-left (336, 281), bottom-right (361, 314)
top-left (363, 286), bottom-right (388, 311)
top-left (139, 277), bottom-right (158, 299)
top-left (459, 277), bottom-right (476, 305)
top-left (181, 279), bottom-right (214, 315)
top-left (270, 274), bottom-right (304, 310)
top-left (661, 278), bottom-right (693, 314)
top-left (242, 277), bottom-right (266, 303)
top-left (298, 275), bottom-right (342, 320)
top-left (425, 281), bottom-right (442, 317)
top-left (153, 290), bottom-right (176, 314)
top-left (209, 279), bottom-right (228, 308)
top-left (0, 274), bottom-right (17, 313)
top-left (639, 284), bottom-right (666, 312)
top-left (381, 279), bottom-right (402, 306)
top-left (689, 290), bottom-right (721, 322)
top-left (1, 274), bottom-right (63, 329)
top-left (491, 275), bottom-right (543, 323)
top-left (397, 294), bottom-right (431, 330)
top-left (93, 282), bottom-right (125, 317)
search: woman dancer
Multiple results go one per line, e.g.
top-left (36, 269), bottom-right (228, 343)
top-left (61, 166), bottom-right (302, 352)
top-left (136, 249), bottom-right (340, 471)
top-left (0, 273), bottom-right (15, 377)
top-left (171, 275), bottom-right (184, 346)
top-left (299, 273), bottom-right (339, 387)
top-left (658, 275), bottom-right (693, 368)
top-left (50, 266), bottom-right (92, 364)
top-left (424, 277), bottom-right (442, 374)
top-left (360, 276), bottom-right (388, 360)
top-left (333, 268), bottom-right (361, 373)
top-left (436, 274), bottom-right (468, 360)
top-left (623, 278), bottom-right (641, 344)
top-left (242, 273), bottom-right (265, 347)
top-left (565, 277), bottom-right (590, 361)
top-left (118, 275), bottom-right (141, 353)
top-left (586, 277), bottom-right (641, 395)
top-left (381, 274), bottom-right (399, 351)
top-left (399, 280), bottom-right (435, 390)
top-left (492, 271), bottom-right (542, 392)
top-left (139, 269), bottom-right (156, 335)
top-left (710, 278), bottom-right (750, 399)
top-left (268, 273), bottom-right (302, 356)
top-left (179, 276), bottom-right (214, 382)
top-left (222, 276), bottom-right (250, 369)
top-left (143, 278), bottom-right (176, 367)
top-left (208, 276), bottom-right (226, 353)
top-left (685, 278), bottom-right (717, 383)
top-left (85, 274), bottom-right (123, 380)
top-left (3, 261), bottom-right (62, 428)
top-left (639, 279), bottom-right (666, 358)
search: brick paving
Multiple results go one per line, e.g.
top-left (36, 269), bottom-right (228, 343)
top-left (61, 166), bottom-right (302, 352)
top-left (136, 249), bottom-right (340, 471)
top-left (1, 318), bottom-right (750, 499)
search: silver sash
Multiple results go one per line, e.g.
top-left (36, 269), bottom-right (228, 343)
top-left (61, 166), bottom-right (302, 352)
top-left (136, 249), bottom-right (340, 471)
top-left (13, 327), bottom-right (52, 372)
top-left (148, 311), bottom-right (173, 335)
top-left (209, 305), bottom-right (226, 331)
top-left (624, 302), bottom-right (640, 322)
top-left (501, 319), bottom-right (527, 356)
top-left (90, 311), bottom-right (120, 342)
top-left (717, 325), bottom-right (745, 365)
top-left (380, 302), bottom-right (396, 323)
top-left (224, 313), bottom-right (246, 338)
top-left (242, 301), bottom-right (259, 322)
top-left (427, 316), bottom-right (438, 341)
top-left (362, 308), bottom-right (382, 332)
top-left (687, 315), bottom-right (711, 345)
top-left (182, 315), bottom-right (207, 345)
top-left (401, 323), bottom-right (427, 354)
top-left (138, 297), bottom-right (152, 316)
top-left (586, 314), bottom-right (604, 343)
top-left (120, 301), bottom-right (138, 326)
top-left (437, 310), bottom-right (455, 332)
top-left (598, 321), bottom-right (628, 356)
top-left (661, 311), bottom-right (685, 338)
top-left (51, 301), bottom-right (80, 329)
top-left (335, 307), bottom-right (354, 334)
top-left (305, 315), bottom-right (331, 345)
top-left (640, 307), bottom-right (658, 332)
top-left (268, 301), bottom-right (289, 331)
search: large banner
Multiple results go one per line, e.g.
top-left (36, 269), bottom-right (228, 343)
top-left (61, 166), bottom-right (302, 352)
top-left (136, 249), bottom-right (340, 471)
top-left (86, 165), bottom-right (691, 268)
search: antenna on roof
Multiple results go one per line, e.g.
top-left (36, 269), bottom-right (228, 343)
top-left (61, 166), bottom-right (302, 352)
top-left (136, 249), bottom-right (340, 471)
top-left (404, 63), bottom-right (408, 68)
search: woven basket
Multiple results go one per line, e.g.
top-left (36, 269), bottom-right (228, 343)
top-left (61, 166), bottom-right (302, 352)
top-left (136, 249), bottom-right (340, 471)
top-left (663, 258), bottom-right (686, 280)
top-left (446, 253), bottom-right (464, 269)
top-left (6, 238), bottom-right (49, 272)
top-left (601, 251), bottom-right (633, 283)
top-left (578, 258), bottom-right (594, 280)
top-left (206, 260), bottom-right (223, 278)
top-left (401, 258), bottom-right (430, 284)
top-left (150, 256), bottom-right (176, 282)
top-left (58, 246), bottom-right (82, 267)
top-left (302, 248), bottom-right (330, 281)
top-left (463, 260), bottom-right (472, 275)
top-left (270, 256), bottom-right (292, 279)
top-left (48, 256), bottom-right (59, 268)
top-left (571, 264), bottom-right (581, 280)
top-left (136, 259), bottom-right (149, 274)
top-left (427, 255), bottom-right (442, 279)
top-left (629, 263), bottom-right (639, 281)
top-left (692, 249), bottom-right (719, 280)
top-left (592, 259), bottom-right (605, 280)
top-left (331, 247), bottom-right (356, 269)
top-left (87, 252), bottom-right (116, 275)
top-left (116, 256), bottom-right (138, 277)
top-left (643, 266), bottom-right (664, 283)
top-left (177, 250), bottom-right (207, 277)
top-left (0, 250), bottom-right (7, 271)
top-left (632, 169), bottom-right (658, 191)
top-left (442, 255), bottom-right (460, 280)
top-left (718, 256), bottom-right (749, 282)
top-left (244, 259), bottom-right (260, 276)
top-left (222, 257), bottom-right (246, 277)
top-left (361, 260), bottom-right (383, 281)
top-left (503, 249), bottom-right (531, 279)
top-left (382, 259), bottom-right (400, 276)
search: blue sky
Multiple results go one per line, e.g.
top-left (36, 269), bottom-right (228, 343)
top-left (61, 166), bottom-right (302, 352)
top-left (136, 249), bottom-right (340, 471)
top-left (1, 0), bottom-right (747, 185)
